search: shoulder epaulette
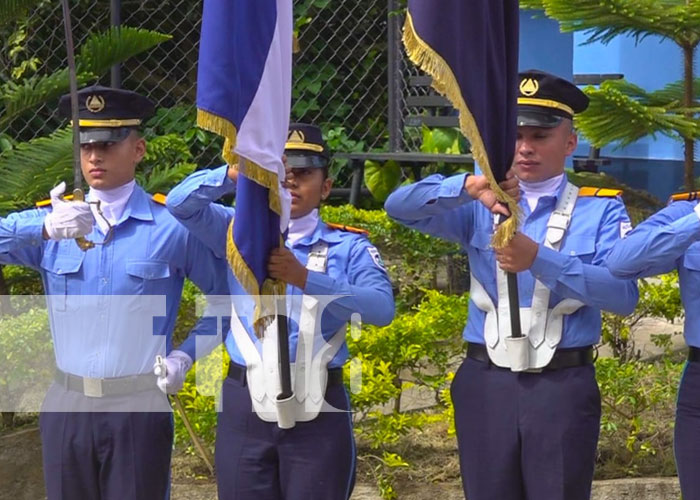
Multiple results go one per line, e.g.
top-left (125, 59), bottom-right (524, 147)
top-left (578, 187), bottom-right (623, 198)
top-left (325, 222), bottom-right (370, 236)
top-left (669, 191), bottom-right (700, 203)
top-left (35, 194), bottom-right (74, 207)
top-left (152, 193), bottom-right (167, 205)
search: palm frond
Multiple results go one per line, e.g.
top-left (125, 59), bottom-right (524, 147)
top-left (78, 27), bottom-right (172, 77)
top-left (1, 27), bottom-right (170, 127)
top-left (136, 162), bottom-right (197, 194)
top-left (647, 78), bottom-right (700, 106)
top-left (0, 70), bottom-right (95, 128)
top-left (529, 0), bottom-right (700, 46)
top-left (0, 0), bottom-right (42, 27)
top-left (0, 128), bottom-right (73, 211)
top-left (576, 80), bottom-right (699, 148)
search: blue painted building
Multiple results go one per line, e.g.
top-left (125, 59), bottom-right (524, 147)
top-left (520, 9), bottom-right (699, 201)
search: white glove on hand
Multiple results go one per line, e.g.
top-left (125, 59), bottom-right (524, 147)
top-left (154, 350), bottom-right (193, 394)
top-left (43, 182), bottom-right (94, 240)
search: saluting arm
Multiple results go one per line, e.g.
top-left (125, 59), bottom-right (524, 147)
top-left (165, 165), bottom-right (237, 258)
top-left (606, 202), bottom-right (700, 280)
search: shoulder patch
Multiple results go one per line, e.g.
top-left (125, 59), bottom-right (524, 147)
top-left (669, 191), bottom-right (700, 203)
top-left (36, 194), bottom-right (74, 207)
top-left (578, 187), bottom-right (623, 198)
top-left (367, 246), bottom-right (386, 270)
top-left (325, 222), bottom-right (369, 236)
top-left (152, 193), bottom-right (167, 205)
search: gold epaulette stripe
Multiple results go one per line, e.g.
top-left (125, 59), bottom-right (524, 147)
top-left (152, 193), bottom-right (167, 205)
top-left (669, 191), bottom-right (700, 202)
top-left (578, 187), bottom-right (623, 198)
top-left (325, 222), bottom-right (370, 236)
top-left (36, 194), bottom-right (74, 207)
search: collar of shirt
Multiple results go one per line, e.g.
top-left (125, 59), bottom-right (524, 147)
top-left (289, 218), bottom-right (348, 248)
top-left (116, 184), bottom-right (154, 224)
top-left (88, 179), bottom-right (136, 229)
top-left (519, 173), bottom-right (566, 212)
top-left (287, 209), bottom-right (319, 246)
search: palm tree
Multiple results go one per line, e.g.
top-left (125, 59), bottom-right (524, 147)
top-left (522, 0), bottom-right (700, 190)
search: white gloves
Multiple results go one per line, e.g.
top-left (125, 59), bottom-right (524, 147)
top-left (43, 182), bottom-right (94, 240)
top-left (694, 202), bottom-right (700, 222)
top-left (154, 350), bottom-right (193, 394)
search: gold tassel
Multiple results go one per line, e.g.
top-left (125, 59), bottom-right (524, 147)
top-left (402, 12), bottom-right (520, 248)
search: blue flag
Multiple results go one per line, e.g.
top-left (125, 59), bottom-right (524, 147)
top-left (196, 0), bottom-right (293, 323)
top-left (404, 0), bottom-right (520, 244)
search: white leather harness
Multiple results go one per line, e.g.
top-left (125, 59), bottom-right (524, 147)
top-left (231, 241), bottom-right (346, 427)
top-left (469, 182), bottom-right (585, 371)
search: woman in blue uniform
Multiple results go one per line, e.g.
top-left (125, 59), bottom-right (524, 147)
top-left (166, 123), bottom-right (395, 500)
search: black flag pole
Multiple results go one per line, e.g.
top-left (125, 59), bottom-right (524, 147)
top-left (276, 294), bottom-right (293, 400)
top-left (496, 211), bottom-right (522, 338)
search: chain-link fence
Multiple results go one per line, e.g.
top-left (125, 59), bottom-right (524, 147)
top-left (4, 0), bottom-right (432, 188)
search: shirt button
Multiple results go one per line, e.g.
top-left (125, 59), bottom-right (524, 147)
top-left (570, 251), bottom-right (576, 255)
top-left (101, 278), bottom-right (108, 284)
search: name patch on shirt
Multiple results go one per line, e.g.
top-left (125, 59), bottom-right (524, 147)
top-left (367, 246), bottom-right (385, 270)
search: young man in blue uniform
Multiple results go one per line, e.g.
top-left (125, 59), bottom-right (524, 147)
top-left (166, 123), bottom-right (395, 500)
top-left (606, 191), bottom-right (700, 499)
top-left (384, 70), bottom-right (638, 500)
top-left (0, 86), bottom-right (228, 500)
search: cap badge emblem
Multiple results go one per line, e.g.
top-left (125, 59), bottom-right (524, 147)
top-left (86, 95), bottom-right (106, 113)
top-left (519, 78), bottom-right (539, 97)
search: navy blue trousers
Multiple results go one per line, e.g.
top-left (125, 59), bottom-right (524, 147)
top-left (451, 357), bottom-right (601, 500)
top-left (38, 383), bottom-right (173, 500)
top-left (215, 374), bottom-right (356, 500)
top-left (675, 361), bottom-right (700, 500)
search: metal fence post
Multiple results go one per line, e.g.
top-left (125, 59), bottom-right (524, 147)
top-left (387, 0), bottom-right (402, 153)
top-left (110, 0), bottom-right (121, 88)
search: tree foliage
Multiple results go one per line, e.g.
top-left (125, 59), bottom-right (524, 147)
top-left (521, 0), bottom-right (700, 46)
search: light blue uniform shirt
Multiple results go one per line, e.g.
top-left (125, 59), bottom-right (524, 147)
top-left (384, 173), bottom-right (638, 347)
top-left (166, 165), bottom-right (395, 368)
top-left (0, 185), bottom-right (229, 378)
top-left (606, 199), bottom-right (700, 347)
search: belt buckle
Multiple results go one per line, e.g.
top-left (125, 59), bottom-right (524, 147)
top-left (83, 377), bottom-right (104, 398)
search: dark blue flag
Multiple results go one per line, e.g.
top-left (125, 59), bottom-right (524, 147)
top-left (404, 0), bottom-right (520, 244)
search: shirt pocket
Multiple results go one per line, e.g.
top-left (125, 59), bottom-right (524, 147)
top-left (469, 230), bottom-right (494, 253)
top-left (40, 254), bottom-right (84, 312)
top-left (125, 259), bottom-right (172, 296)
top-left (683, 248), bottom-right (700, 272)
top-left (558, 235), bottom-right (597, 264)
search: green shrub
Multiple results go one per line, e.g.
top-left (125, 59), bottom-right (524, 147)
top-left (320, 206), bottom-right (461, 309)
top-left (602, 272), bottom-right (683, 362)
top-left (0, 306), bottom-right (53, 428)
top-left (596, 357), bottom-right (682, 479)
top-left (349, 290), bottom-right (468, 498)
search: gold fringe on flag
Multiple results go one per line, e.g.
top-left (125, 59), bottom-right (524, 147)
top-left (226, 219), bottom-right (286, 334)
top-left (197, 109), bottom-right (282, 215)
top-left (402, 12), bottom-right (520, 248)
top-left (199, 108), bottom-right (287, 333)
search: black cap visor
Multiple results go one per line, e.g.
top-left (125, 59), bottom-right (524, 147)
top-left (285, 152), bottom-right (328, 169)
top-left (517, 107), bottom-right (566, 129)
top-left (78, 127), bottom-right (133, 145)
